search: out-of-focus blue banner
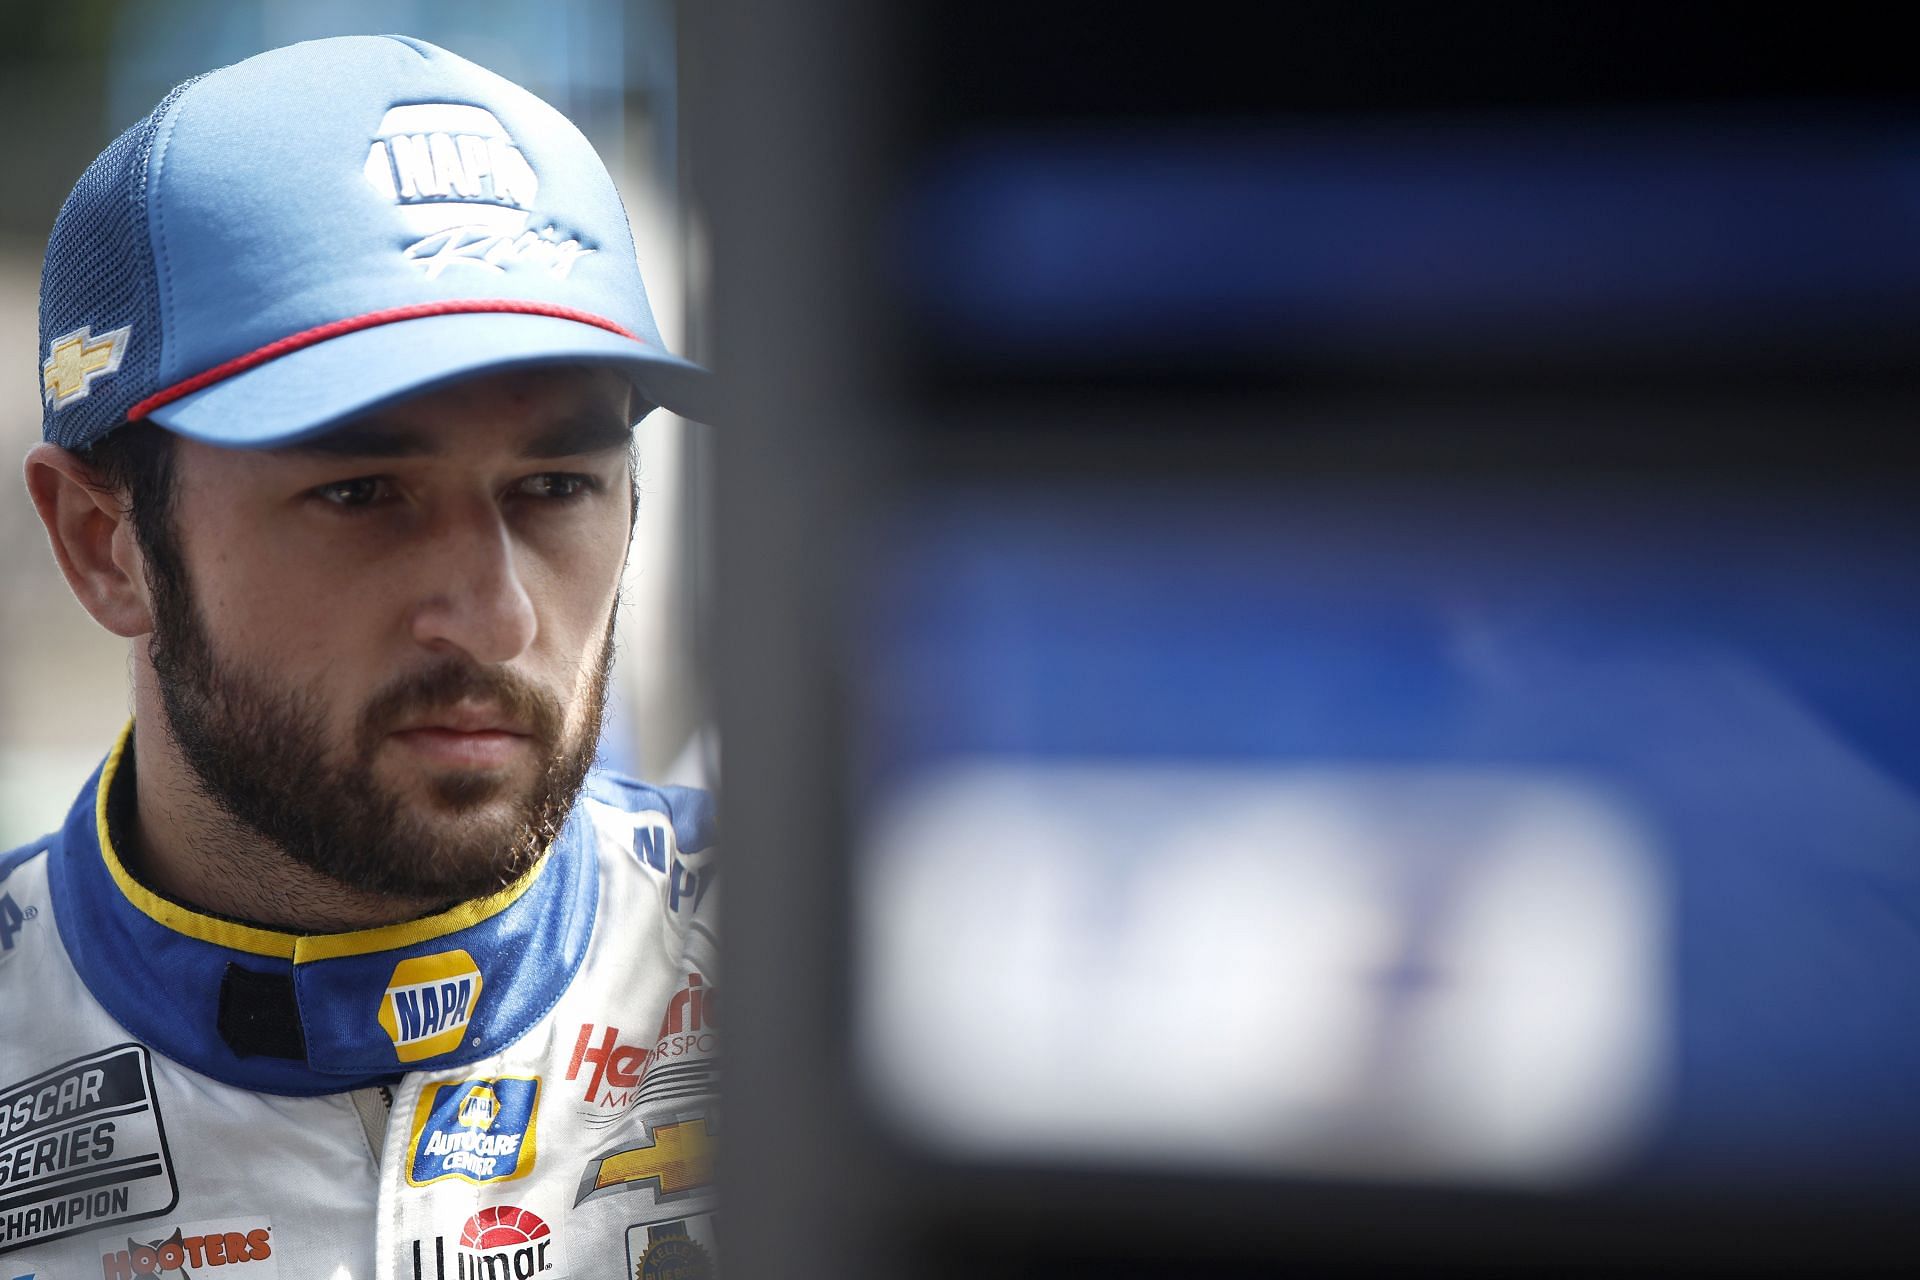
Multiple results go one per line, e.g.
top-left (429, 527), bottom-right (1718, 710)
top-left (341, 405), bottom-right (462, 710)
top-left (856, 484), bottom-right (1920, 1189)
top-left (900, 119), bottom-right (1920, 359)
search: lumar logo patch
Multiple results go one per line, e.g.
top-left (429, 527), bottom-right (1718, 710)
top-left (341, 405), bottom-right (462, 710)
top-left (408, 1205), bottom-right (566, 1280)
top-left (42, 324), bottom-right (131, 409)
top-left (361, 103), bottom-right (592, 280)
top-left (407, 1076), bottom-right (539, 1186)
top-left (377, 950), bottom-right (483, 1063)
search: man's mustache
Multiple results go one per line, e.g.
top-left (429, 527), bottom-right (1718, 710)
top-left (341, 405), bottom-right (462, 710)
top-left (356, 660), bottom-right (565, 752)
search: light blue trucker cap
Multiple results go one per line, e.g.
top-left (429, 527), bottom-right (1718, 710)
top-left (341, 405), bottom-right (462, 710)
top-left (38, 34), bottom-right (706, 450)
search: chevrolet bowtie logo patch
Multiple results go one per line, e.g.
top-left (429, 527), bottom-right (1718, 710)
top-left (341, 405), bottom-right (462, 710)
top-left (574, 1118), bottom-right (715, 1206)
top-left (42, 324), bottom-right (132, 409)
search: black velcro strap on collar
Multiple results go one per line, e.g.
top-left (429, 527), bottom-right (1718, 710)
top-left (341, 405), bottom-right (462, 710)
top-left (217, 962), bottom-right (308, 1060)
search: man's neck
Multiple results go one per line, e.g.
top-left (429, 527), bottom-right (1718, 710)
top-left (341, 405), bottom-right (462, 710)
top-left (122, 716), bottom-right (449, 934)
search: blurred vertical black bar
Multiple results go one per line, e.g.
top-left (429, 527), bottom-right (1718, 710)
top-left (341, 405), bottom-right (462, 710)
top-left (684, 0), bottom-right (890, 1277)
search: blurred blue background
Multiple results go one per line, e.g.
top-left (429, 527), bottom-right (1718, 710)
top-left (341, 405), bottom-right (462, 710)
top-left (859, 479), bottom-right (1920, 1188)
top-left (849, 19), bottom-right (1920, 1196)
top-left (901, 119), bottom-right (1920, 363)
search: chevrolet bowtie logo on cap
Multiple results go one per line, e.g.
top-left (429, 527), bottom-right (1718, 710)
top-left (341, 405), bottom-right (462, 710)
top-left (42, 325), bottom-right (131, 408)
top-left (37, 33), bottom-right (707, 454)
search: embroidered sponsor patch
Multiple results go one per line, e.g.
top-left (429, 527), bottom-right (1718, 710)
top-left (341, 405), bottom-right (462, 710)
top-left (378, 950), bottom-right (484, 1063)
top-left (407, 1077), bottom-right (540, 1186)
top-left (0, 893), bottom-right (37, 958)
top-left (0, 1044), bottom-right (178, 1252)
top-left (625, 1214), bottom-right (716, 1280)
top-left (407, 1205), bottom-right (567, 1280)
top-left (566, 972), bottom-right (717, 1126)
top-left (573, 1117), bottom-right (714, 1209)
top-left (42, 325), bottom-right (132, 409)
top-left (99, 1216), bottom-right (275, 1280)
top-left (361, 103), bottom-right (593, 280)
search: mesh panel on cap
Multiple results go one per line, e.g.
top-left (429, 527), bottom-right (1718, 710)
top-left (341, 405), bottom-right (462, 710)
top-left (37, 75), bottom-right (204, 451)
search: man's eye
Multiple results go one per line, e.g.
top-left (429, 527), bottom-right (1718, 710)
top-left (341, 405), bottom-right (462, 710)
top-left (313, 477), bottom-right (389, 507)
top-left (514, 473), bottom-right (597, 500)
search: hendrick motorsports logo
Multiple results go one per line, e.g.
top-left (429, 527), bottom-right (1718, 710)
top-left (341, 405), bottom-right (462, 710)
top-left (0, 1044), bottom-right (177, 1251)
top-left (407, 1077), bottom-right (540, 1186)
top-left (378, 950), bottom-right (484, 1063)
top-left (566, 973), bottom-right (717, 1126)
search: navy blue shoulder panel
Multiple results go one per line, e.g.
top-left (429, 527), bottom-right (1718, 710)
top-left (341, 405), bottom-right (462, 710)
top-left (583, 771), bottom-right (717, 855)
top-left (0, 832), bottom-right (56, 886)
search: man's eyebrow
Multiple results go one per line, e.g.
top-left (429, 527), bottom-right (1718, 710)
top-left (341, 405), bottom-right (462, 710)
top-left (281, 414), bottom-right (632, 460)
top-left (521, 414), bottom-right (633, 458)
top-left (286, 423), bottom-right (432, 457)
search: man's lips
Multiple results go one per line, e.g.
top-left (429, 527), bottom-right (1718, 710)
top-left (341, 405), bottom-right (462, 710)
top-left (387, 708), bottom-right (535, 768)
top-left (391, 703), bottom-right (533, 735)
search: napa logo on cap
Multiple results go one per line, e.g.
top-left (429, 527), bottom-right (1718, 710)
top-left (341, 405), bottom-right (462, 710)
top-left (407, 1076), bottom-right (540, 1186)
top-left (361, 103), bottom-right (593, 280)
top-left (378, 949), bottom-right (484, 1062)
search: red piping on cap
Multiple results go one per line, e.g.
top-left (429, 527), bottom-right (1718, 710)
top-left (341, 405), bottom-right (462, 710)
top-left (127, 300), bottom-right (642, 420)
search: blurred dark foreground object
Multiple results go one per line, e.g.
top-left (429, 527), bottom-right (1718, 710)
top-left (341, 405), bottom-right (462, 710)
top-left (698, 2), bottom-right (1920, 1274)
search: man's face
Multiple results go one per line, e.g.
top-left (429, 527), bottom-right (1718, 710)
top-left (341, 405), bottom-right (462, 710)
top-left (144, 367), bottom-right (637, 902)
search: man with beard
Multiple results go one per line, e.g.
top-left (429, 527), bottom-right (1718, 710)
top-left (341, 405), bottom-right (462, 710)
top-left (0, 36), bottom-right (717, 1280)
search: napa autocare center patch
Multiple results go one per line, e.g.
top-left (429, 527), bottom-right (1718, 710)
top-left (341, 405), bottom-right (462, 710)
top-left (0, 1045), bottom-right (177, 1251)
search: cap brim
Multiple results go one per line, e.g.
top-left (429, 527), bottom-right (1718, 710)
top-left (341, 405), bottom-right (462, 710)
top-left (146, 311), bottom-right (711, 447)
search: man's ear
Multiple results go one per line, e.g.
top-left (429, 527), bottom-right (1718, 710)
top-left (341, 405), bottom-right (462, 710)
top-left (24, 442), bottom-right (155, 638)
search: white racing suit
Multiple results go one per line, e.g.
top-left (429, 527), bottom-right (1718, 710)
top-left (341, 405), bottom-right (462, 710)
top-left (0, 726), bottom-right (718, 1280)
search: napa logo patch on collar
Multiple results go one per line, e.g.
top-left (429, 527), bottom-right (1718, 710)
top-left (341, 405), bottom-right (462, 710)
top-left (407, 1076), bottom-right (539, 1186)
top-left (361, 103), bottom-right (593, 280)
top-left (43, 324), bottom-right (131, 409)
top-left (378, 950), bottom-right (483, 1063)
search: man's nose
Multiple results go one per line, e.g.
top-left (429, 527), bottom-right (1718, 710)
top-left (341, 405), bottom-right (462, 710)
top-left (407, 499), bottom-right (539, 664)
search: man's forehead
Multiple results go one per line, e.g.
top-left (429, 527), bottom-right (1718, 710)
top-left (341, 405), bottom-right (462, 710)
top-left (278, 367), bottom-right (636, 460)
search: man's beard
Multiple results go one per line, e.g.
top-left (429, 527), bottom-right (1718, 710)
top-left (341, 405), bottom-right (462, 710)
top-left (144, 565), bottom-right (614, 905)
